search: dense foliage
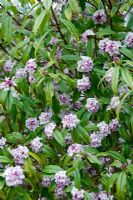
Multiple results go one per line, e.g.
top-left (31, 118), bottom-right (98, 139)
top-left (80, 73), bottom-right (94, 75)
top-left (0, 0), bottom-right (133, 199)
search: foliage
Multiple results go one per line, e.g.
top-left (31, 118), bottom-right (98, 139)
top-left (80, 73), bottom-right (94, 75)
top-left (0, 0), bottom-right (133, 199)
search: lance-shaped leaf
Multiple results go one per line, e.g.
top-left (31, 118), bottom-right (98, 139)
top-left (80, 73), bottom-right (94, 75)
top-left (43, 0), bottom-right (52, 10)
top-left (45, 77), bottom-right (54, 105)
top-left (33, 10), bottom-right (50, 34)
top-left (60, 19), bottom-right (79, 41)
top-left (116, 172), bottom-right (127, 200)
top-left (111, 65), bottom-right (120, 94)
top-left (121, 67), bottom-right (133, 89)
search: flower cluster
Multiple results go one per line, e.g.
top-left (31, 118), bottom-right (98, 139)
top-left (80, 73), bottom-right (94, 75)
top-left (4, 166), bottom-right (25, 186)
top-left (11, 145), bottom-right (29, 164)
top-left (99, 38), bottom-right (121, 56)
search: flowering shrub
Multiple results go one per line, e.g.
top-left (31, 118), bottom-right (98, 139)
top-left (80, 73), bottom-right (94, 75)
top-left (0, 0), bottom-right (133, 199)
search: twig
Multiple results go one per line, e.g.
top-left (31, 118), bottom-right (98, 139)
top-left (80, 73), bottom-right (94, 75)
top-left (101, 0), bottom-right (112, 26)
top-left (51, 8), bottom-right (67, 45)
top-left (124, 6), bottom-right (133, 18)
top-left (0, 4), bottom-right (31, 31)
top-left (108, 0), bottom-right (112, 9)
top-left (86, 0), bottom-right (97, 9)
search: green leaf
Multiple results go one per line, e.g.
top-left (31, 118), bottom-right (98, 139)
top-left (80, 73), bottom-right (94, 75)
top-left (74, 168), bottom-right (81, 189)
top-left (87, 39), bottom-right (95, 58)
top-left (35, 29), bottom-right (51, 56)
top-left (28, 152), bottom-right (43, 165)
top-left (33, 11), bottom-right (50, 34)
top-left (62, 54), bottom-right (79, 61)
top-left (111, 65), bottom-right (120, 94)
top-left (97, 151), bottom-right (126, 162)
top-left (121, 67), bottom-right (133, 89)
top-left (107, 173), bottom-right (120, 192)
top-left (120, 47), bottom-right (133, 61)
top-left (79, 0), bottom-right (86, 11)
top-left (42, 0), bottom-right (52, 10)
top-left (6, 188), bottom-right (15, 200)
top-left (87, 154), bottom-right (102, 165)
top-left (53, 130), bottom-right (65, 146)
top-left (68, 0), bottom-right (79, 14)
top-left (44, 165), bottom-right (62, 174)
top-left (98, 26), bottom-right (114, 36)
top-left (64, 7), bottom-right (72, 21)
top-left (0, 156), bottom-right (12, 164)
top-left (84, 192), bottom-right (92, 200)
top-left (60, 19), bottom-right (79, 41)
top-left (0, 180), bottom-right (5, 190)
top-left (45, 77), bottom-right (54, 105)
top-left (4, 16), bottom-right (12, 43)
top-left (73, 125), bottom-right (90, 144)
top-left (116, 172), bottom-right (127, 200)
top-left (6, 132), bottom-right (24, 144)
top-left (116, 90), bottom-right (133, 119)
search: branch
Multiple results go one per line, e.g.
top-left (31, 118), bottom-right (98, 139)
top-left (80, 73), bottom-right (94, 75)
top-left (0, 44), bottom-right (19, 61)
top-left (0, 4), bottom-right (31, 31)
top-left (51, 8), bottom-right (67, 45)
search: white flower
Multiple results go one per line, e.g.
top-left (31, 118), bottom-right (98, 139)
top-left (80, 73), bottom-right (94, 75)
top-left (71, 187), bottom-right (84, 200)
top-left (77, 76), bottom-right (91, 92)
top-left (86, 98), bottom-right (99, 113)
top-left (30, 137), bottom-right (43, 153)
top-left (92, 10), bottom-right (106, 24)
top-left (15, 68), bottom-right (27, 78)
top-left (77, 56), bottom-right (93, 73)
top-left (62, 113), bottom-right (79, 129)
top-left (0, 137), bottom-right (6, 149)
top-left (39, 112), bottom-right (52, 125)
top-left (25, 59), bottom-right (37, 74)
top-left (11, 145), bottom-right (29, 164)
top-left (67, 143), bottom-right (83, 157)
top-left (54, 171), bottom-right (70, 188)
top-left (26, 117), bottom-right (38, 131)
top-left (4, 166), bottom-right (25, 186)
top-left (44, 122), bottom-right (56, 139)
top-left (124, 32), bottom-right (133, 48)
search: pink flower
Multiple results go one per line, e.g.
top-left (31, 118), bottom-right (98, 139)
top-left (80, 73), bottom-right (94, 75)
top-left (11, 145), bottom-right (29, 164)
top-left (99, 38), bottom-right (110, 53)
top-left (77, 56), bottom-right (93, 73)
top-left (97, 121), bottom-right (110, 137)
top-left (67, 143), bottom-right (83, 157)
top-left (54, 171), bottom-right (70, 188)
top-left (58, 93), bottom-right (72, 105)
top-left (30, 137), bottom-right (43, 153)
top-left (81, 30), bottom-right (94, 43)
top-left (71, 187), bottom-right (84, 200)
top-left (25, 59), bottom-right (37, 74)
top-left (15, 68), bottom-right (27, 78)
top-left (44, 122), bottom-right (56, 139)
top-left (125, 32), bottom-right (133, 48)
top-left (77, 76), bottom-right (91, 92)
top-left (42, 176), bottom-right (51, 187)
top-left (109, 118), bottom-right (120, 132)
top-left (4, 60), bottom-right (15, 72)
top-left (26, 117), bottom-right (38, 131)
top-left (4, 166), bottom-right (25, 186)
top-left (86, 98), bottom-right (99, 113)
top-left (39, 112), bottom-right (52, 125)
top-left (90, 133), bottom-right (102, 147)
top-left (0, 77), bottom-right (16, 91)
top-left (62, 113), bottom-right (79, 129)
top-left (92, 10), bottom-right (106, 24)
top-left (105, 40), bottom-right (121, 56)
